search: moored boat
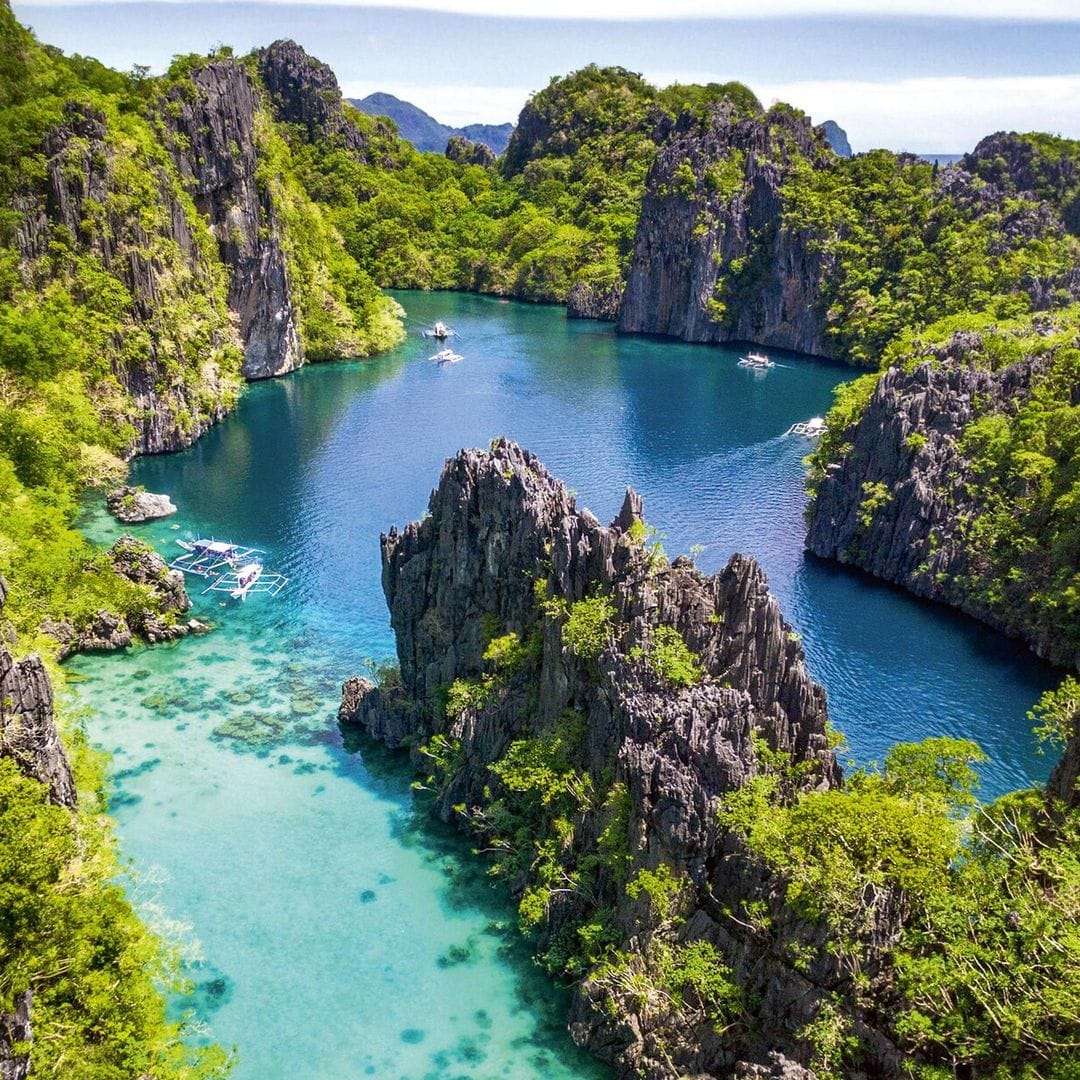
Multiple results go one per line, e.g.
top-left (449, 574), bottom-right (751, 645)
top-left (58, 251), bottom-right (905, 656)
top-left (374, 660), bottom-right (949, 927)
top-left (738, 351), bottom-right (774, 369)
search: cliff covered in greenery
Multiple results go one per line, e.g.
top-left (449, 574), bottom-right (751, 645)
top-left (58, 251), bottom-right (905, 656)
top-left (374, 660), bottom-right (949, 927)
top-left (343, 442), bottom-right (1080, 1078)
top-left (806, 307), bottom-right (1080, 669)
top-left (0, 6), bottom-right (404, 642)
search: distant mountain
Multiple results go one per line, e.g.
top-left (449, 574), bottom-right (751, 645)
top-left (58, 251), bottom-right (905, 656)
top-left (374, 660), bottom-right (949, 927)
top-left (917, 153), bottom-right (965, 166)
top-left (820, 120), bottom-right (852, 157)
top-left (350, 92), bottom-right (514, 155)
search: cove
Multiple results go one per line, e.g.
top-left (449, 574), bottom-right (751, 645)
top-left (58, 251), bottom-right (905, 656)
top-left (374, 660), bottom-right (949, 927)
top-left (69, 291), bottom-right (1060, 1078)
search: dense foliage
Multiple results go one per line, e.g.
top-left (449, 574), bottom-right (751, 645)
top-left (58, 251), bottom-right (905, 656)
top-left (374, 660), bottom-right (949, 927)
top-left (0, 6), bottom-right (235, 640)
top-left (721, 735), bottom-right (1080, 1078)
top-left (781, 150), bottom-right (1080, 366)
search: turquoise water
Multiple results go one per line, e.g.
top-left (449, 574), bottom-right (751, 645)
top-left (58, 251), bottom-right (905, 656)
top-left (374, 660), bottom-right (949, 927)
top-left (70, 292), bottom-right (1059, 1078)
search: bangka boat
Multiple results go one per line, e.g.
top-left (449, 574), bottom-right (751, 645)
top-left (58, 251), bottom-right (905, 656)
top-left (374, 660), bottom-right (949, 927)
top-left (431, 348), bottom-right (463, 363)
top-left (170, 537), bottom-right (288, 598)
top-left (737, 351), bottom-right (774, 369)
top-left (423, 321), bottom-right (455, 339)
top-left (171, 538), bottom-right (262, 577)
top-left (230, 563), bottom-right (262, 600)
top-left (786, 416), bottom-right (827, 437)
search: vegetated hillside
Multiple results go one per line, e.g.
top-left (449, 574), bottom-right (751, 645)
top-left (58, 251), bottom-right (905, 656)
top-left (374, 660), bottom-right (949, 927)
top-left (965, 130), bottom-right (1080, 236)
top-left (310, 66), bottom-right (764, 306)
top-left (343, 441), bottom-right (1080, 1080)
top-left (0, 12), bottom-right (404, 643)
top-left (352, 91), bottom-right (513, 154)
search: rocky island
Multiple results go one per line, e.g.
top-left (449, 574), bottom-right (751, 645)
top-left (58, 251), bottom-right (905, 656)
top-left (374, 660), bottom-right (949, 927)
top-left (343, 441), bottom-right (1080, 1078)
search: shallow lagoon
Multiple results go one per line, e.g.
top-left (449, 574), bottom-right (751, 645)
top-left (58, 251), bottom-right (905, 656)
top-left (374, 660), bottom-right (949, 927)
top-left (70, 292), bottom-right (1059, 1078)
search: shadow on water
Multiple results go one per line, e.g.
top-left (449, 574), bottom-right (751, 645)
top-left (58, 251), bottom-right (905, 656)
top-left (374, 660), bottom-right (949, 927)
top-left (339, 729), bottom-right (612, 1078)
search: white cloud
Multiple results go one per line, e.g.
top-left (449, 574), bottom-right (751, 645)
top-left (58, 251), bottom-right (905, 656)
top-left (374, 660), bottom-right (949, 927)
top-left (755, 74), bottom-right (1080, 153)
top-left (14, 0), bottom-right (1080, 15)
top-left (343, 81), bottom-right (531, 126)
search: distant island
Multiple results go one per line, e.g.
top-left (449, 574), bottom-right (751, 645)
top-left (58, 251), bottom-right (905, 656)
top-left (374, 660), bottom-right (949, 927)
top-left (351, 91), bottom-right (514, 154)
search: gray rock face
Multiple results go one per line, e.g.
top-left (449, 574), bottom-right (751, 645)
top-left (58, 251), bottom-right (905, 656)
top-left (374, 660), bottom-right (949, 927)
top-left (444, 134), bottom-right (496, 168)
top-left (1049, 720), bottom-right (1080, 811)
top-left (340, 441), bottom-right (915, 1077)
top-left (163, 59), bottom-right (303, 380)
top-left (256, 40), bottom-right (369, 154)
top-left (804, 337), bottom-right (1079, 669)
top-left (0, 580), bottom-right (75, 808)
top-left (106, 486), bottom-right (177, 523)
top-left (567, 278), bottom-right (625, 321)
top-left (13, 101), bottom-right (238, 454)
top-left (0, 990), bottom-right (31, 1080)
top-left (618, 104), bottom-right (835, 358)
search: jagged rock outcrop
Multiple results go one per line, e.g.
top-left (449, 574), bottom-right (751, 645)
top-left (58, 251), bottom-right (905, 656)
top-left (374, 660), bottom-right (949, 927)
top-left (42, 536), bottom-right (193, 659)
top-left (106, 486), bottom-right (177, 523)
top-left (618, 103), bottom-right (835, 357)
top-left (0, 991), bottom-right (31, 1080)
top-left (340, 441), bottom-right (917, 1077)
top-left (567, 277), bottom-right (625, 321)
top-left (0, 578), bottom-right (75, 808)
top-left (162, 59), bottom-right (303, 380)
top-left (805, 333), bottom-right (1079, 669)
top-left (444, 134), bottom-right (496, 168)
top-left (965, 131), bottom-right (1080, 235)
top-left (13, 101), bottom-right (240, 453)
top-left (256, 40), bottom-right (369, 153)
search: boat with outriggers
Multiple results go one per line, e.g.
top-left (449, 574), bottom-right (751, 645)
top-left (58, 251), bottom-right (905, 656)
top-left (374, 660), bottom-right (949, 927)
top-left (737, 351), bottom-right (774, 370)
top-left (423, 321), bottom-right (455, 340)
top-left (786, 416), bottom-right (827, 437)
top-left (170, 537), bottom-right (287, 598)
top-left (430, 347), bottom-right (463, 364)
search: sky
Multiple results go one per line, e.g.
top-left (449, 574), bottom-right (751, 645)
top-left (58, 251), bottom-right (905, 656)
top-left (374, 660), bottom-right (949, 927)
top-left (12, 1), bottom-right (1080, 152)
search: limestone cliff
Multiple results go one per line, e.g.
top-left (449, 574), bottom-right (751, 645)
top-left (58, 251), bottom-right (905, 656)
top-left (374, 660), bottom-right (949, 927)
top-left (445, 134), bottom-right (496, 169)
top-left (965, 131), bottom-right (1080, 236)
top-left (12, 100), bottom-right (242, 453)
top-left (256, 40), bottom-right (370, 154)
top-left (161, 58), bottom-right (303, 380)
top-left (618, 103), bottom-right (835, 357)
top-left (341, 441), bottom-right (915, 1078)
top-left (0, 578), bottom-right (75, 809)
top-left (805, 326), bottom-right (1079, 670)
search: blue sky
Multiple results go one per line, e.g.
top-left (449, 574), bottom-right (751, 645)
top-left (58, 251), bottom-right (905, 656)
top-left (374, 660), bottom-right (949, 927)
top-left (12, 1), bottom-right (1080, 152)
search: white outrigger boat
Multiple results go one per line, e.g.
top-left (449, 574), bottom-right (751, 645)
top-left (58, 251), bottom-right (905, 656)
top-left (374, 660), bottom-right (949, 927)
top-left (786, 416), bottom-right (827, 437)
top-left (423, 321), bottom-right (455, 339)
top-left (430, 347), bottom-right (462, 364)
top-left (170, 538), bottom-right (288, 599)
top-left (738, 351), bottom-right (774, 369)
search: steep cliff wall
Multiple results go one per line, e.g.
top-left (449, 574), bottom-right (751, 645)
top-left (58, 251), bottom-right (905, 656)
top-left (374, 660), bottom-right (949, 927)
top-left (13, 99), bottom-right (242, 453)
top-left (0, 579), bottom-right (75, 807)
top-left (340, 441), bottom-right (922, 1078)
top-left (161, 59), bottom-right (303, 380)
top-left (805, 319), bottom-right (1080, 670)
top-left (618, 103), bottom-right (835, 357)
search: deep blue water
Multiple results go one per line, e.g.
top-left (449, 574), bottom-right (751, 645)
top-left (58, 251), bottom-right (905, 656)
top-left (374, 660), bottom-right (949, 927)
top-left (69, 291), bottom-right (1059, 1079)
